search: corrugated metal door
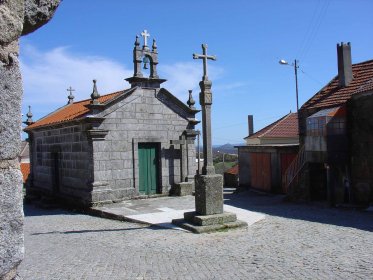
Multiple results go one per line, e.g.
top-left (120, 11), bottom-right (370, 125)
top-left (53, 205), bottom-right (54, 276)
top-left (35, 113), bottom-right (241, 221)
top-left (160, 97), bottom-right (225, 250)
top-left (250, 152), bottom-right (271, 192)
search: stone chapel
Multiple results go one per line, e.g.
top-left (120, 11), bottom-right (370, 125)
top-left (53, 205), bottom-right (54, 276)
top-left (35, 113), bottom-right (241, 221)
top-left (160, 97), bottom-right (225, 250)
top-left (24, 31), bottom-right (200, 206)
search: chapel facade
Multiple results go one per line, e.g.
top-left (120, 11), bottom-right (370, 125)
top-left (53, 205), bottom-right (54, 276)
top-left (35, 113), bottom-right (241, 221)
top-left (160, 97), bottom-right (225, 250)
top-left (24, 31), bottom-right (200, 206)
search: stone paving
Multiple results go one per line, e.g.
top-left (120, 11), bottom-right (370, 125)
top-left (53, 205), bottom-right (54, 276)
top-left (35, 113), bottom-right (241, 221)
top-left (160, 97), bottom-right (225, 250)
top-left (19, 192), bottom-right (373, 280)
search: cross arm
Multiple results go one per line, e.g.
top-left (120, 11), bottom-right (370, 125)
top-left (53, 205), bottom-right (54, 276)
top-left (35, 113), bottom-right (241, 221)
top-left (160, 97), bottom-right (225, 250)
top-left (193, 54), bottom-right (217, 61)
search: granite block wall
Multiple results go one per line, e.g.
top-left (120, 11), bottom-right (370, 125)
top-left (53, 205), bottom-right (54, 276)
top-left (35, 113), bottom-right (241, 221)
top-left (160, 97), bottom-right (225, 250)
top-left (29, 123), bottom-right (92, 204)
top-left (92, 88), bottom-right (197, 201)
top-left (348, 91), bottom-right (373, 204)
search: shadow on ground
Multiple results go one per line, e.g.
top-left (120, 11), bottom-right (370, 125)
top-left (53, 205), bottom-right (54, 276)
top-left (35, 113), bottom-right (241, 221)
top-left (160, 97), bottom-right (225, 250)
top-left (224, 190), bottom-right (373, 232)
top-left (24, 203), bottom-right (169, 235)
top-left (23, 203), bottom-right (74, 217)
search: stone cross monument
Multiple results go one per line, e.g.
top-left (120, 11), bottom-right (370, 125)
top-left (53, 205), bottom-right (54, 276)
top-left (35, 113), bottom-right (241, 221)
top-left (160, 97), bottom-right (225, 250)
top-left (173, 44), bottom-right (247, 233)
top-left (193, 44), bottom-right (216, 175)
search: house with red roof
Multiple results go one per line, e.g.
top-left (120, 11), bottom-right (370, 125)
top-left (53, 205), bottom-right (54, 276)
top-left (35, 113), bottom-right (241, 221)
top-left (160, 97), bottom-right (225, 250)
top-left (236, 113), bottom-right (299, 194)
top-left (223, 164), bottom-right (239, 187)
top-left (24, 33), bottom-right (200, 207)
top-left (288, 42), bottom-right (373, 207)
top-left (19, 141), bottom-right (30, 184)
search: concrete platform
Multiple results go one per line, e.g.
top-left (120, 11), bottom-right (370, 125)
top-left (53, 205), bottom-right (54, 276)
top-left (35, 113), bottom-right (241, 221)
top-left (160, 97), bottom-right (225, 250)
top-left (90, 193), bottom-right (265, 232)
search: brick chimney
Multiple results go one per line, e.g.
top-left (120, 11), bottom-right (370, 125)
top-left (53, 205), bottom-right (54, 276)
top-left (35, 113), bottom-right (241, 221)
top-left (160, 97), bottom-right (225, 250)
top-left (248, 115), bottom-right (254, 136)
top-left (337, 42), bottom-right (353, 87)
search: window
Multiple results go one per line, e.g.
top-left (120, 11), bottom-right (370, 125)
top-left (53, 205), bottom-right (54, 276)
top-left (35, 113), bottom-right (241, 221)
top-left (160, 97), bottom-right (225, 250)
top-left (307, 117), bottom-right (326, 136)
top-left (327, 118), bottom-right (346, 135)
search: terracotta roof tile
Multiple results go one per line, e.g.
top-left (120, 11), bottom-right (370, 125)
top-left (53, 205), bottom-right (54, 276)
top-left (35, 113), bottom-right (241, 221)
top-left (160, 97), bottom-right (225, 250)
top-left (20, 163), bottom-right (30, 183)
top-left (25, 90), bottom-right (124, 130)
top-left (302, 60), bottom-right (373, 110)
top-left (225, 165), bottom-right (238, 175)
top-left (246, 113), bottom-right (298, 139)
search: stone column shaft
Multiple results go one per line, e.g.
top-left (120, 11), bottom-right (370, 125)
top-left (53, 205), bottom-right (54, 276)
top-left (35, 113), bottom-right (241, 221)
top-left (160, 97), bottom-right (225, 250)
top-left (199, 79), bottom-right (215, 175)
top-left (180, 143), bottom-right (188, 182)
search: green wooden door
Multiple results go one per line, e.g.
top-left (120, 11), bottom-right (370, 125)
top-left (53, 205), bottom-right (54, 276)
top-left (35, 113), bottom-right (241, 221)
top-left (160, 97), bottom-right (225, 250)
top-left (138, 143), bottom-right (158, 194)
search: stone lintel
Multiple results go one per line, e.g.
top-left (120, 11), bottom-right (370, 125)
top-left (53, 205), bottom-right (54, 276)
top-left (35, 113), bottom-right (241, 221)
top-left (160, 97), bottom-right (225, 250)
top-left (195, 174), bottom-right (223, 215)
top-left (125, 76), bottom-right (166, 88)
top-left (89, 181), bottom-right (109, 188)
top-left (170, 139), bottom-right (194, 145)
top-left (85, 116), bottom-right (105, 123)
top-left (86, 129), bottom-right (109, 141)
top-left (184, 211), bottom-right (237, 226)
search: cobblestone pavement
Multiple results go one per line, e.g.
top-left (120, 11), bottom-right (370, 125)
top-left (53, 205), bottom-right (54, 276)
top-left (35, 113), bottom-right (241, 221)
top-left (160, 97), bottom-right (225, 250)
top-left (19, 192), bottom-right (373, 280)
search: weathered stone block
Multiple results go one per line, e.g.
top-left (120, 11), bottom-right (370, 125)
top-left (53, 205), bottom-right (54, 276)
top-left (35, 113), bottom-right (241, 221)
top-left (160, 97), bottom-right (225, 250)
top-left (195, 174), bottom-right (224, 215)
top-left (0, 166), bottom-right (24, 278)
top-left (184, 211), bottom-right (237, 226)
top-left (173, 182), bottom-right (193, 196)
top-left (0, 57), bottom-right (22, 160)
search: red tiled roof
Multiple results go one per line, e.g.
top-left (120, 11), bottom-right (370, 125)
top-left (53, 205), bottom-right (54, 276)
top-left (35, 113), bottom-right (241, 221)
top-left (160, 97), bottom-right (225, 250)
top-left (225, 165), bottom-right (238, 175)
top-left (302, 60), bottom-right (373, 110)
top-left (20, 163), bottom-right (30, 183)
top-left (246, 113), bottom-right (298, 139)
top-left (25, 91), bottom-right (124, 130)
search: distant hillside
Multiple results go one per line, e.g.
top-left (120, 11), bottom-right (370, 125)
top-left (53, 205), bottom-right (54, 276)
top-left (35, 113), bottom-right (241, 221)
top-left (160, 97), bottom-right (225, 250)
top-left (213, 143), bottom-right (242, 155)
top-left (196, 143), bottom-right (245, 155)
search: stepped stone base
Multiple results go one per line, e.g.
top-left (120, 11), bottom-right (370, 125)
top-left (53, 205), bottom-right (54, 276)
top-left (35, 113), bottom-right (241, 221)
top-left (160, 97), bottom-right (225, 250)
top-left (172, 211), bottom-right (248, 234)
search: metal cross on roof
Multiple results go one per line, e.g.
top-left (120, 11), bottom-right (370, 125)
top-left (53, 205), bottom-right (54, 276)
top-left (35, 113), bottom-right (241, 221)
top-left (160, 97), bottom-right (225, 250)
top-left (193, 44), bottom-right (217, 80)
top-left (67, 86), bottom-right (75, 95)
top-left (141, 30), bottom-right (150, 47)
top-left (66, 86), bottom-right (75, 104)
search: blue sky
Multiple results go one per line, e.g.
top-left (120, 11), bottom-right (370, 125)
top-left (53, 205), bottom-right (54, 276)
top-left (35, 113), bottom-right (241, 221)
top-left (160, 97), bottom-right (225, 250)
top-left (20, 0), bottom-right (373, 145)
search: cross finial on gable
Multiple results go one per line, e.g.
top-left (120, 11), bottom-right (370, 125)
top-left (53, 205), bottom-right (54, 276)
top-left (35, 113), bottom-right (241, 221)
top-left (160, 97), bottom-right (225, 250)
top-left (141, 29), bottom-right (150, 48)
top-left (67, 86), bottom-right (75, 104)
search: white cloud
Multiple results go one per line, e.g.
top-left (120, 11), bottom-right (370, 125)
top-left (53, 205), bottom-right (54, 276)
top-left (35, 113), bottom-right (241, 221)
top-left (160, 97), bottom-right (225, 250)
top-left (20, 45), bottom-right (226, 118)
top-left (160, 62), bottom-right (224, 100)
top-left (20, 45), bottom-right (132, 108)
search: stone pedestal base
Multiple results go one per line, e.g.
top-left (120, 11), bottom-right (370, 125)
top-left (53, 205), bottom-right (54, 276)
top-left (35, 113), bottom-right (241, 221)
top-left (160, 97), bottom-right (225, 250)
top-left (173, 182), bottom-right (194, 196)
top-left (173, 174), bottom-right (247, 233)
top-left (172, 211), bottom-right (247, 234)
top-left (195, 174), bottom-right (223, 215)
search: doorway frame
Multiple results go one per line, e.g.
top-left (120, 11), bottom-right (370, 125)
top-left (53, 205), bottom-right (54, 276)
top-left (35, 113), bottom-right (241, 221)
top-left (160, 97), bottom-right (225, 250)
top-left (132, 137), bottom-right (164, 195)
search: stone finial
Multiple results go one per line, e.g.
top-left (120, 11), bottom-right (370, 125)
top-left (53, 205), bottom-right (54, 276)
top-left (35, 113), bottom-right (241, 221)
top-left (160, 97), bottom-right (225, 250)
top-left (152, 39), bottom-right (157, 53)
top-left (67, 86), bottom-right (75, 104)
top-left (134, 35), bottom-right (140, 47)
top-left (24, 105), bottom-right (33, 125)
top-left (90, 79), bottom-right (100, 105)
top-left (187, 90), bottom-right (196, 109)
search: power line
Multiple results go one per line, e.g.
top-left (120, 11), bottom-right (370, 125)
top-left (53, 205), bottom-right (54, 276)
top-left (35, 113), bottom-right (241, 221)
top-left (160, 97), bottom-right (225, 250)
top-left (297, 0), bottom-right (330, 61)
top-left (299, 68), bottom-right (323, 86)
